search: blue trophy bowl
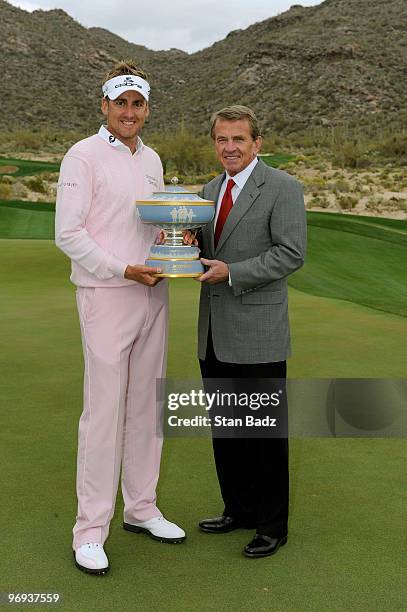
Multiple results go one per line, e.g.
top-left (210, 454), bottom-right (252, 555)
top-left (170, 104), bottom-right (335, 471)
top-left (136, 187), bottom-right (215, 277)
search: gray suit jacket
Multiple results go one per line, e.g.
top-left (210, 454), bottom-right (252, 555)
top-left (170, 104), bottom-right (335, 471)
top-left (198, 159), bottom-right (307, 363)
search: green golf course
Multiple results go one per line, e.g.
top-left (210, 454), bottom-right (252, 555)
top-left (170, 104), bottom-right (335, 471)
top-left (0, 152), bottom-right (291, 179)
top-left (1, 205), bottom-right (406, 610)
top-left (0, 156), bottom-right (60, 177)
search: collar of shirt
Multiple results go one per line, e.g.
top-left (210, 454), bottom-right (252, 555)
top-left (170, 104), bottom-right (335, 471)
top-left (98, 125), bottom-right (144, 155)
top-left (214, 157), bottom-right (258, 229)
top-left (224, 157), bottom-right (258, 194)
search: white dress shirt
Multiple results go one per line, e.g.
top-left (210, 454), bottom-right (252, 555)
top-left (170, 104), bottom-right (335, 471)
top-left (214, 157), bottom-right (259, 228)
top-left (213, 157), bottom-right (258, 286)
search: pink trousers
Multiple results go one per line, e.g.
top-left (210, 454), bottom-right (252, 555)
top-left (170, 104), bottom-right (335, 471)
top-left (72, 283), bottom-right (168, 550)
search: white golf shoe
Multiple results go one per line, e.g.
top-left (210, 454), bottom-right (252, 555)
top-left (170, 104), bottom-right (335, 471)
top-left (123, 516), bottom-right (186, 543)
top-left (74, 543), bottom-right (110, 575)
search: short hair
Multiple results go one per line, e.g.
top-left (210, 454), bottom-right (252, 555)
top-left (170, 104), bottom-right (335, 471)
top-left (102, 60), bottom-right (148, 87)
top-left (210, 105), bottom-right (261, 140)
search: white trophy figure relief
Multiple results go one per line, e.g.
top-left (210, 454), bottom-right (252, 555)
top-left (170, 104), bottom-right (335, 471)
top-left (178, 207), bottom-right (188, 223)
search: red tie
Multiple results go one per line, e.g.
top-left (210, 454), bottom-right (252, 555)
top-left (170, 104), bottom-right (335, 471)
top-left (215, 178), bottom-right (235, 247)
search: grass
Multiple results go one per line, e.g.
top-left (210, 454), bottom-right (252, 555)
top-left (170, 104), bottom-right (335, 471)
top-left (2, 205), bottom-right (406, 318)
top-left (259, 153), bottom-right (296, 167)
top-left (0, 239), bottom-right (406, 610)
top-left (0, 156), bottom-right (60, 176)
top-left (0, 153), bottom-right (294, 180)
top-left (0, 200), bottom-right (55, 239)
top-left (291, 212), bottom-right (407, 317)
top-left (307, 211), bottom-right (407, 244)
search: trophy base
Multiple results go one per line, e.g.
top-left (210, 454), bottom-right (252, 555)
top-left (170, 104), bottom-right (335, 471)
top-left (146, 245), bottom-right (203, 278)
top-left (152, 273), bottom-right (203, 278)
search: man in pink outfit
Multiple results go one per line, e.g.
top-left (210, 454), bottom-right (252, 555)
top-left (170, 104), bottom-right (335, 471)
top-left (55, 60), bottom-right (185, 576)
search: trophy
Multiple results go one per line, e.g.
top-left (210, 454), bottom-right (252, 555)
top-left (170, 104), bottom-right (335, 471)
top-left (136, 179), bottom-right (215, 277)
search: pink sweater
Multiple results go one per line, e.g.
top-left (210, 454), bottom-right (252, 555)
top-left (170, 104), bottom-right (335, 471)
top-left (55, 126), bottom-right (164, 287)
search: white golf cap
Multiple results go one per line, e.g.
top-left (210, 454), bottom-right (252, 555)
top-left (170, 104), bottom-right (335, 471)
top-left (102, 75), bottom-right (150, 102)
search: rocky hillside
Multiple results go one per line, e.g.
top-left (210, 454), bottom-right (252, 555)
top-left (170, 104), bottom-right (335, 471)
top-left (1, 0), bottom-right (406, 134)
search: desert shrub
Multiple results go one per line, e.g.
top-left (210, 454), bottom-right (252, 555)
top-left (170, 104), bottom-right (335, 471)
top-left (382, 180), bottom-right (395, 190)
top-left (0, 182), bottom-right (12, 199)
top-left (0, 175), bottom-right (14, 184)
top-left (378, 133), bottom-right (407, 159)
top-left (330, 179), bottom-right (351, 193)
top-left (261, 134), bottom-right (289, 151)
top-left (25, 177), bottom-right (48, 194)
top-left (279, 165), bottom-right (297, 175)
top-left (11, 182), bottom-right (29, 199)
top-left (0, 128), bottom-right (87, 155)
top-left (395, 201), bottom-right (407, 212)
top-left (40, 172), bottom-right (59, 180)
top-left (388, 197), bottom-right (407, 211)
top-left (361, 174), bottom-right (376, 185)
top-left (149, 128), bottom-right (218, 175)
top-left (308, 195), bottom-right (330, 209)
top-left (366, 196), bottom-right (387, 212)
top-left (195, 172), bottom-right (219, 183)
top-left (332, 141), bottom-right (370, 169)
top-left (336, 194), bottom-right (358, 210)
top-left (303, 177), bottom-right (327, 194)
top-left (13, 130), bottom-right (42, 151)
top-left (267, 111), bottom-right (292, 133)
top-left (291, 129), bottom-right (324, 149)
top-left (313, 162), bottom-right (328, 171)
top-left (187, 172), bottom-right (219, 184)
top-left (387, 172), bottom-right (407, 190)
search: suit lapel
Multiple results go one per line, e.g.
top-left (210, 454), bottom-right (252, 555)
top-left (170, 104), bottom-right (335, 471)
top-left (215, 159), bottom-right (266, 254)
top-left (203, 173), bottom-right (224, 257)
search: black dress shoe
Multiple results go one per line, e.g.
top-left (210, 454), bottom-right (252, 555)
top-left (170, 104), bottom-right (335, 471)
top-left (199, 515), bottom-right (241, 533)
top-left (243, 534), bottom-right (288, 558)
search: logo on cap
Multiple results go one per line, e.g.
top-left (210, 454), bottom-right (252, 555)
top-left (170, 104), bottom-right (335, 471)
top-left (115, 76), bottom-right (142, 90)
top-left (102, 75), bottom-right (150, 101)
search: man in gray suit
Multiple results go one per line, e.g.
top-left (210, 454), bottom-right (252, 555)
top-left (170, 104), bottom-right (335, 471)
top-left (195, 105), bottom-right (306, 558)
